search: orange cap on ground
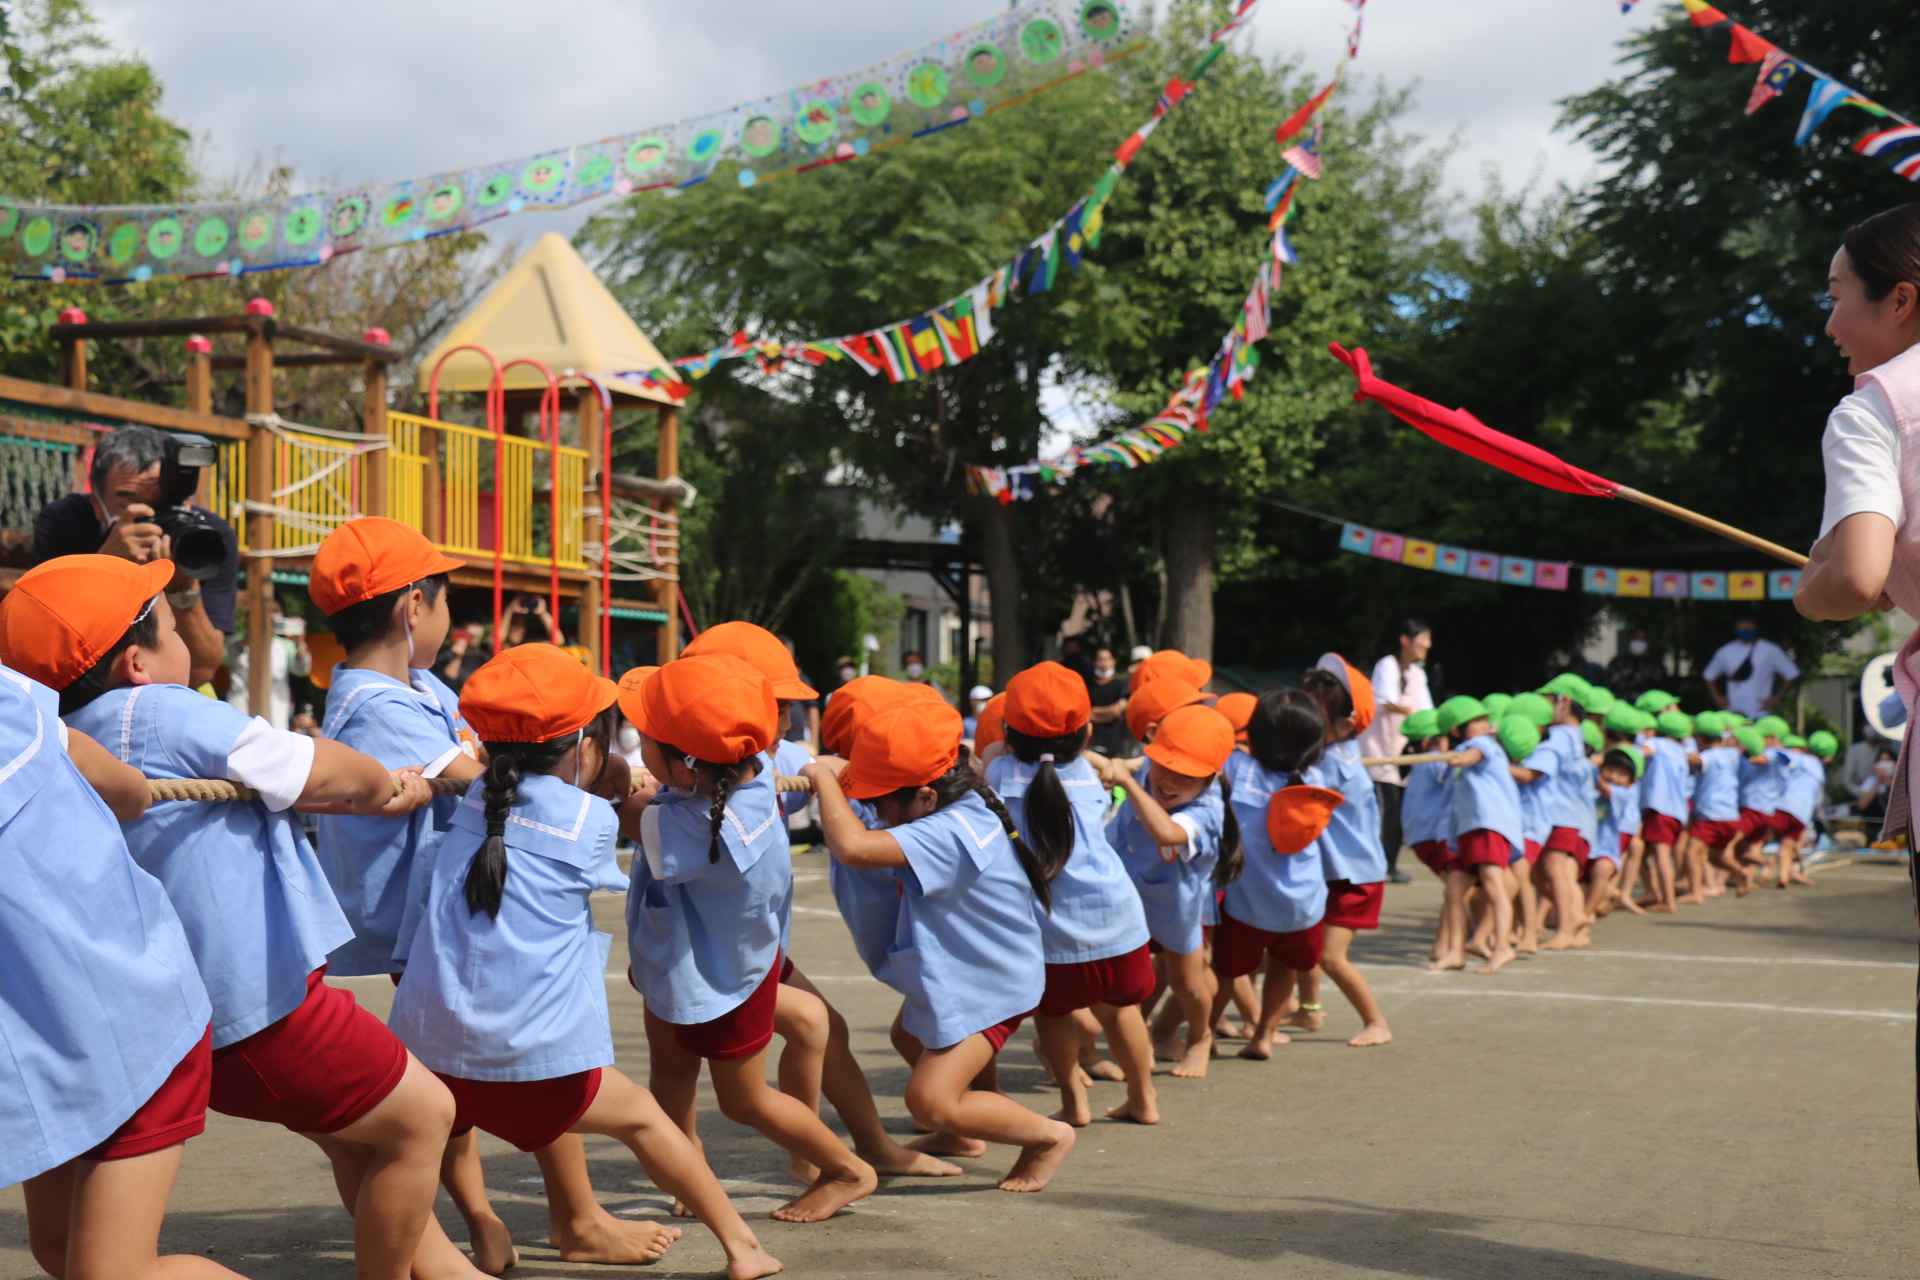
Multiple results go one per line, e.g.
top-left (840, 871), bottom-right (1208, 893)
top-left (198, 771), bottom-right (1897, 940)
top-left (1128, 649), bottom-right (1214, 694)
top-left (310, 517), bottom-right (465, 615)
top-left (1267, 785), bottom-right (1345, 854)
top-left (619, 653), bottom-right (777, 764)
top-left (1213, 692), bottom-right (1257, 741)
top-left (1144, 704), bottom-right (1236, 779)
top-left (842, 700), bottom-right (964, 800)
top-left (459, 642), bottom-right (620, 743)
top-left (1126, 677), bottom-right (1207, 743)
top-left (972, 692), bottom-right (1007, 753)
top-left (1004, 662), bottom-right (1091, 739)
top-left (820, 675), bottom-right (907, 757)
top-left (0, 554), bottom-right (176, 690)
top-left (1314, 651), bottom-right (1376, 734)
top-left (682, 621), bottom-right (818, 700)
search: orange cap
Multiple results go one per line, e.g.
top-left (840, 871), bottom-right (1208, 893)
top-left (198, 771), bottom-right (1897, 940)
top-left (1314, 652), bottom-right (1376, 734)
top-left (310, 517), bottom-right (464, 615)
top-left (1126, 677), bottom-right (1207, 743)
top-left (619, 653), bottom-right (777, 764)
top-left (617, 665), bottom-right (659, 694)
top-left (1267, 785), bottom-right (1345, 854)
top-left (1144, 704), bottom-right (1235, 779)
top-left (972, 692), bottom-right (1007, 752)
top-left (1214, 692), bottom-right (1257, 741)
top-left (1128, 649), bottom-right (1214, 694)
top-left (459, 642), bottom-right (620, 743)
top-left (682, 621), bottom-right (818, 700)
top-left (1004, 662), bottom-right (1091, 739)
top-left (820, 675), bottom-right (907, 757)
top-left (842, 699), bottom-right (963, 799)
top-left (0, 554), bottom-right (176, 690)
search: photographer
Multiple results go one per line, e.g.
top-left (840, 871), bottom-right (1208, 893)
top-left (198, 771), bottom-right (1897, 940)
top-left (31, 424), bottom-right (238, 686)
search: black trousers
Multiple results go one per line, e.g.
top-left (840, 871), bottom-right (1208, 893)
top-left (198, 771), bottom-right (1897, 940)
top-left (1375, 780), bottom-right (1404, 873)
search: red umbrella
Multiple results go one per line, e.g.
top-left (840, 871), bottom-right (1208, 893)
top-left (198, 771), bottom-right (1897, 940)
top-left (1328, 344), bottom-right (1807, 567)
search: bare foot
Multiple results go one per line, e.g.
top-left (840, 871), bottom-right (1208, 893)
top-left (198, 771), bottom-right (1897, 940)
top-left (671, 1199), bottom-right (696, 1219)
top-left (728, 1244), bottom-right (785, 1280)
top-left (1050, 1104), bottom-right (1094, 1128)
top-left (858, 1140), bottom-right (962, 1177)
top-left (1428, 953), bottom-right (1467, 972)
top-left (1212, 1018), bottom-right (1249, 1041)
top-left (770, 1161), bottom-right (877, 1223)
top-left (1083, 1056), bottom-right (1125, 1083)
top-left (906, 1132), bottom-right (987, 1159)
top-left (1152, 1032), bottom-right (1186, 1062)
top-left (999, 1121), bottom-right (1076, 1192)
top-left (1652, 901), bottom-right (1678, 913)
top-left (468, 1214), bottom-right (518, 1275)
top-left (1476, 946), bottom-right (1517, 975)
top-left (1619, 898), bottom-right (1647, 915)
top-left (1237, 1031), bottom-right (1288, 1060)
top-left (1171, 1034), bottom-right (1213, 1078)
top-left (1279, 1006), bottom-right (1325, 1031)
top-left (1463, 938), bottom-right (1491, 960)
top-left (1106, 1096), bottom-right (1160, 1124)
top-left (1678, 892), bottom-right (1706, 906)
top-left (555, 1215), bottom-right (681, 1265)
top-left (1540, 934), bottom-right (1577, 952)
top-left (1734, 880), bottom-right (1752, 898)
top-left (1347, 1022), bottom-right (1393, 1047)
top-left (1515, 937), bottom-right (1540, 954)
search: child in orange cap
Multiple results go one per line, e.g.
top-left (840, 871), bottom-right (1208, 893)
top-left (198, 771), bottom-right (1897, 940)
top-left (971, 691), bottom-right (1008, 759)
top-left (1127, 649), bottom-right (1213, 695)
top-left (0, 555), bottom-right (485, 1280)
top-left (803, 698), bottom-right (1078, 1193)
top-left (618, 655), bottom-right (876, 1223)
top-left (389, 644), bottom-right (780, 1280)
top-left (988, 662), bottom-right (1160, 1126)
top-left (1097, 703), bottom-right (1243, 1078)
top-left (1125, 676), bottom-right (1208, 745)
top-left (1214, 692), bottom-right (1257, 747)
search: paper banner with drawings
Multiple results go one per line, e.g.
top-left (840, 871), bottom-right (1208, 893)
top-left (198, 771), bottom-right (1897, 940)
top-left (1, 0), bottom-right (1141, 283)
top-left (1340, 519), bottom-right (1799, 599)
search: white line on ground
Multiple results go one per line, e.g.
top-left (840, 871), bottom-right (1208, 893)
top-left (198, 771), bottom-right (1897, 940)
top-left (1354, 946), bottom-right (1911, 971)
top-left (1374, 984), bottom-right (1914, 1021)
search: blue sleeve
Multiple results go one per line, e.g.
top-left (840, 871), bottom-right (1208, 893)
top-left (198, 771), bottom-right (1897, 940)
top-left (153, 686), bottom-right (252, 778)
top-left (1523, 747), bottom-right (1558, 779)
top-left (892, 808), bottom-right (964, 901)
top-left (330, 693), bottom-right (456, 769)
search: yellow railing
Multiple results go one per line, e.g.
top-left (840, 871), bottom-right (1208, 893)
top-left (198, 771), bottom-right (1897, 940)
top-left (387, 412), bottom-right (589, 571)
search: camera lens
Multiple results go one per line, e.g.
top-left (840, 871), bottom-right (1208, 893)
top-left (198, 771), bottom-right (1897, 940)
top-left (157, 505), bottom-right (226, 580)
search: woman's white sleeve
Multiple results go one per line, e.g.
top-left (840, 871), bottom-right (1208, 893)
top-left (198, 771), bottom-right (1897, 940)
top-left (1818, 384), bottom-right (1903, 540)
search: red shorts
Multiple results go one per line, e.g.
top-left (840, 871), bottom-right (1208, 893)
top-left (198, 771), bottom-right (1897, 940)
top-left (1620, 832), bottom-right (1633, 854)
top-left (1772, 812), bottom-right (1806, 841)
top-left (1522, 840), bottom-right (1543, 866)
top-left (83, 1027), bottom-right (212, 1161)
top-left (1542, 827), bottom-right (1590, 863)
top-left (1739, 808), bottom-right (1773, 839)
top-left (211, 968), bottom-right (409, 1135)
top-left (978, 1015), bottom-right (1028, 1053)
top-left (1455, 829), bottom-right (1512, 871)
top-left (1210, 913), bottom-right (1326, 981)
top-left (1324, 879), bottom-right (1384, 931)
top-left (1689, 818), bottom-right (1744, 851)
top-left (1037, 944), bottom-right (1157, 1016)
top-left (440, 1069), bottom-right (602, 1152)
top-left (673, 951), bottom-right (781, 1061)
top-left (1640, 812), bottom-right (1684, 846)
top-left (1412, 840), bottom-right (1452, 877)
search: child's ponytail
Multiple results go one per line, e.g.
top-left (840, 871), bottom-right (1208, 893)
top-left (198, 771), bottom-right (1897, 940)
top-left (655, 742), bottom-right (760, 863)
top-left (1212, 771), bottom-right (1245, 889)
top-left (1003, 723), bottom-right (1089, 891)
top-left (468, 711), bottom-right (615, 918)
top-left (881, 744), bottom-right (1056, 914)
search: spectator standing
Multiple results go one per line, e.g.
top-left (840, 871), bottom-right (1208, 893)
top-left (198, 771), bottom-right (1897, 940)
top-left (435, 622), bottom-right (489, 693)
top-left (1358, 618), bottom-right (1434, 883)
top-left (1604, 627), bottom-right (1669, 706)
top-left (1702, 614), bottom-right (1800, 718)
top-left (779, 633), bottom-right (821, 750)
top-left (224, 596), bottom-right (311, 729)
top-left (1086, 646), bottom-right (1131, 756)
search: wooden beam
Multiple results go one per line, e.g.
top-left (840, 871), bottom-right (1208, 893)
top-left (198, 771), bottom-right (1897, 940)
top-left (0, 374), bottom-right (250, 440)
top-left (208, 352), bottom-right (363, 371)
top-left (654, 403), bottom-right (680, 662)
top-left (579, 390), bottom-right (604, 674)
top-left (245, 328), bottom-right (276, 718)
top-left (49, 315), bottom-right (256, 341)
top-left (271, 321), bottom-right (403, 362)
top-left (362, 356), bottom-right (388, 519)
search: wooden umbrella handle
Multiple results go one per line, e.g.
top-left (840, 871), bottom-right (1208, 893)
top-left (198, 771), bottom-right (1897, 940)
top-left (1614, 487), bottom-right (1809, 568)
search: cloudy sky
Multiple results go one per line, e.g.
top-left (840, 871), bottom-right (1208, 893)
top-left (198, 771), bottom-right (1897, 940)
top-left (88, 0), bottom-right (1665, 245)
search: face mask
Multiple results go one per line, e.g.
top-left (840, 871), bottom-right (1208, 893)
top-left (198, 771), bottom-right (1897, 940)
top-left (1094, 664), bottom-right (1116, 679)
top-left (1627, 639), bottom-right (1649, 657)
top-left (1735, 628), bottom-right (1757, 642)
top-left (904, 662), bottom-right (925, 680)
top-left (616, 725), bottom-right (640, 753)
top-left (838, 666), bottom-right (857, 682)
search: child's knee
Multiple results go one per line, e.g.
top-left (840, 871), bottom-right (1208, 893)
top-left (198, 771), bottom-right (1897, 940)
top-left (903, 1080), bottom-right (955, 1132)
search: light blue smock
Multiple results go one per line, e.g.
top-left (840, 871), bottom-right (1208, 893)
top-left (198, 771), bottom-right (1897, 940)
top-left (1220, 760), bottom-right (1328, 934)
top-left (1693, 747), bottom-right (1743, 822)
top-left (1641, 737), bottom-right (1692, 821)
top-left (986, 754), bottom-right (1149, 964)
top-left (1516, 746), bottom-right (1558, 846)
top-left (67, 685), bottom-right (353, 1049)
top-left (1400, 759), bottom-right (1454, 846)
top-left (1611, 773), bottom-right (1642, 837)
top-left (1681, 737), bottom-right (1701, 800)
top-left (390, 774), bottom-right (621, 1081)
top-left (829, 797), bottom-right (902, 989)
top-left (1544, 723), bottom-right (1598, 844)
top-left (1779, 751), bottom-right (1826, 825)
top-left (625, 762), bottom-right (789, 1025)
top-left (1105, 762), bottom-right (1224, 954)
top-left (1739, 748), bottom-right (1788, 814)
top-left (318, 664), bottom-right (474, 975)
top-left (0, 669), bottom-right (212, 1187)
top-left (1449, 733), bottom-right (1524, 853)
top-left (887, 791), bottom-right (1045, 1050)
top-left (1308, 739), bottom-right (1386, 885)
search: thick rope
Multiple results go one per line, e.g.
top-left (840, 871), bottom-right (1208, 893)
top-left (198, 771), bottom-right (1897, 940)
top-left (147, 774), bottom-right (814, 802)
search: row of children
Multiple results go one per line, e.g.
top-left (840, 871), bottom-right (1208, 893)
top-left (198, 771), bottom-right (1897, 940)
top-left (1398, 677), bottom-right (1836, 975)
top-left (0, 514), bottom-right (1407, 1279)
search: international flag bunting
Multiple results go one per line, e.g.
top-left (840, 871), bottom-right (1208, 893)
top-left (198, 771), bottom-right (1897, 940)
top-left (1857, 125), bottom-right (1920, 157)
top-left (1797, 78), bottom-right (1861, 146)
top-left (1267, 181), bottom-right (1298, 231)
top-left (1275, 82), bottom-right (1337, 146)
top-left (1062, 203), bottom-right (1087, 273)
top-left (906, 317), bottom-right (945, 373)
top-left (1897, 154), bottom-right (1920, 181)
top-left (1746, 50), bottom-right (1796, 115)
top-left (1264, 168), bottom-right (1298, 212)
top-left (1244, 277), bottom-right (1270, 344)
top-left (879, 326), bottom-right (918, 382)
top-left (1682, 0), bottom-right (1732, 32)
top-left (1027, 229), bottom-right (1059, 294)
top-left (1280, 120), bottom-right (1324, 180)
top-left (834, 335), bottom-right (883, 377)
top-left (1115, 117), bottom-right (1160, 167)
top-left (1274, 225), bottom-right (1299, 266)
top-left (1726, 24), bottom-right (1775, 65)
top-left (938, 302), bottom-right (979, 362)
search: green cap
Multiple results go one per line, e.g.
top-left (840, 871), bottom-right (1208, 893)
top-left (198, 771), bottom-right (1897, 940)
top-left (1402, 709), bottom-right (1441, 741)
top-left (1603, 703), bottom-right (1643, 734)
top-left (1808, 730), bottom-right (1838, 759)
top-left (1723, 712), bottom-right (1751, 727)
top-left (1783, 734), bottom-right (1808, 749)
top-left (1754, 715), bottom-right (1791, 740)
top-left (1581, 719), bottom-right (1603, 752)
top-left (1497, 713), bottom-right (1541, 763)
top-left (1693, 710), bottom-right (1725, 739)
top-left (1482, 692), bottom-right (1513, 719)
top-left (1538, 673), bottom-right (1593, 700)
top-left (1656, 710), bottom-right (1692, 739)
top-left (1577, 685), bottom-right (1616, 715)
top-left (1636, 689), bottom-right (1678, 714)
top-left (1436, 695), bottom-right (1490, 736)
top-left (1509, 692), bottom-right (1554, 727)
top-left (1732, 726), bottom-right (1765, 757)
top-left (1629, 746), bottom-right (1646, 778)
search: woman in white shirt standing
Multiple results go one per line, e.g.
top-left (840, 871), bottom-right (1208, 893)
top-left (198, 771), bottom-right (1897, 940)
top-left (1357, 619), bottom-right (1434, 884)
top-left (1792, 201), bottom-right (1920, 1171)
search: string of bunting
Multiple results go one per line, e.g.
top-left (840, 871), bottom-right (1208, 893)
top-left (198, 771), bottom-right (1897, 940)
top-left (1670, 0), bottom-right (1920, 182)
top-left (1336, 518), bottom-right (1801, 600)
top-left (1, 0), bottom-right (1143, 282)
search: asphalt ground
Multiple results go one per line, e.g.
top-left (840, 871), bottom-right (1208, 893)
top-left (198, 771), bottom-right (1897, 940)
top-left (5, 850), bottom-right (1917, 1279)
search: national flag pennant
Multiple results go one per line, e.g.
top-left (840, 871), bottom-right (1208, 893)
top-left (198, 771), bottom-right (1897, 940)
top-left (1275, 81), bottom-right (1336, 146)
top-left (1796, 78), bottom-right (1869, 147)
top-left (1027, 228), bottom-right (1059, 294)
top-left (834, 334), bottom-right (884, 377)
top-left (1725, 23), bottom-right (1775, 65)
top-left (1267, 181), bottom-right (1298, 232)
top-left (1281, 119), bottom-right (1324, 180)
top-left (1896, 154), bottom-right (1920, 182)
top-left (1264, 168), bottom-right (1298, 212)
top-left (1154, 76), bottom-right (1194, 120)
top-left (1856, 124), bottom-right (1920, 156)
top-left (1115, 117), bottom-right (1160, 167)
top-left (878, 325), bottom-right (918, 382)
top-left (906, 316), bottom-right (946, 372)
top-left (934, 305), bottom-right (977, 363)
top-left (1746, 50), bottom-right (1796, 115)
top-left (1681, 0), bottom-right (1732, 33)
top-left (1062, 202), bottom-right (1087, 273)
top-left (1244, 277), bottom-right (1270, 344)
top-left (1273, 225), bottom-right (1299, 266)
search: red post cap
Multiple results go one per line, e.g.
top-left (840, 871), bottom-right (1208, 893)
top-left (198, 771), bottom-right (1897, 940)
top-left (244, 297), bottom-right (275, 317)
top-left (186, 335), bottom-right (212, 354)
top-left (362, 327), bottom-right (391, 346)
top-left (57, 307), bottom-right (87, 325)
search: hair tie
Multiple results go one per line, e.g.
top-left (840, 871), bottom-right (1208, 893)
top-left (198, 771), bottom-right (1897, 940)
top-left (1039, 753), bottom-right (1055, 764)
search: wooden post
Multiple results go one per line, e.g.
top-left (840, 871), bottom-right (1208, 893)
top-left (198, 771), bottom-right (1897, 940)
top-left (362, 330), bottom-right (390, 519)
top-left (244, 305), bottom-right (276, 719)
top-left (654, 403), bottom-right (680, 662)
top-left (579, 389), bottom-right (604, 674)
top-left (57, 308), bottom-right (87, 391)
top-left (186, 335), bottom-right (213, 508)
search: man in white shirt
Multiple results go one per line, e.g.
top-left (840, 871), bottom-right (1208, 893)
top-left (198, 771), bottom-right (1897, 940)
top-left (1701, 616), bottom-right (1800, 719)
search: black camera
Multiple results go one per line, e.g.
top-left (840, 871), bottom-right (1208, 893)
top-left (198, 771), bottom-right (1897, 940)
top-left (155, 433), bottom-right (227, 581)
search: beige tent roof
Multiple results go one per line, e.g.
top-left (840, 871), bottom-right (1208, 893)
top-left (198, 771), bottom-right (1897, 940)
top-left (418, 232), bottom-right (677, 405)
